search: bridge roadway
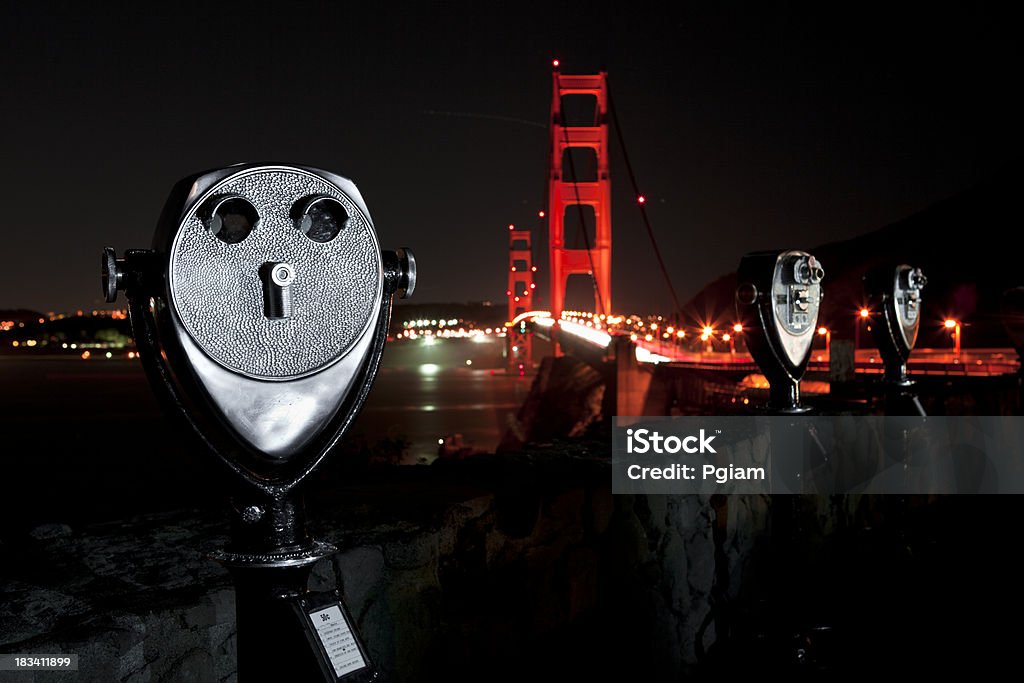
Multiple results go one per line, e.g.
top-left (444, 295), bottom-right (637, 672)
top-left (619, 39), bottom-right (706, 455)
top-left (633, 341), bottom-right (1020, 378)
top-left (536, 315), bottom-right (1020, 378)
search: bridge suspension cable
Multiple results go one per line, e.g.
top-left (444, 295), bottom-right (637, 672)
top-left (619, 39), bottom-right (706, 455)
top-left (606, 77), bottom-right (683, 316)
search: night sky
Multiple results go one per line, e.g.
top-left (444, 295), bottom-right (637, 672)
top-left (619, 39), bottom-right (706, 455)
top-left (1, 2), bottom-right (1018, 315)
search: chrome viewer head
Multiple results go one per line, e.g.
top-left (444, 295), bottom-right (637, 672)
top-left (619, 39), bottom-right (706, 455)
top-left (736, 250), bottom-right (824, 413)
top-left (102, 163), bottom-right (415, 494)
top-left (865, 264), bottom-right (926, 386)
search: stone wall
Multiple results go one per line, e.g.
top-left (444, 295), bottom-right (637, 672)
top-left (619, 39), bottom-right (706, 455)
top-left (1, 514), bottom-right (237, 682)
top-left (0, 449), bottom-right (773, 682)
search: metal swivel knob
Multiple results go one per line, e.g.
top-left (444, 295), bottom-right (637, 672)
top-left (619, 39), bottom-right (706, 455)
top-left (395, 248), bottom-right (416, 299)
top-left (102, 247), bottom-right (124, 303)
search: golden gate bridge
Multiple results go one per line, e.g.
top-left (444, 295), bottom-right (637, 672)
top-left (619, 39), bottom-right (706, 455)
top-left (501, 63), bottom-right (1018, 402)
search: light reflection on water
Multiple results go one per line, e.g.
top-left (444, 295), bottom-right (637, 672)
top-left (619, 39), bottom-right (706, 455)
top-left (349, 336), bottom-right (532, 463)
top-left (0, 336), bottom-right (530, 466)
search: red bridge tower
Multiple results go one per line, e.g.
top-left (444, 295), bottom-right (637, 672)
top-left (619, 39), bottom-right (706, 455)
top-left (506, 223), bottom-right (535, 372)
top-left (547, 67), bottom-right (612, 322)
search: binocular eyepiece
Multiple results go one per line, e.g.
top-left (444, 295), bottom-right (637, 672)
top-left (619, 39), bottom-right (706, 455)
top-left (902, 266), bottom-right (927, 291)
top-left (795, 256), bottom-right (825, 286)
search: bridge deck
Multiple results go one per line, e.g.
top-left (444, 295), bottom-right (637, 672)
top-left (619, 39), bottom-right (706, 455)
top-left (535, 316), bottom-right (1019, 377)
top-left (634, 339), bottom-right (1019, 377)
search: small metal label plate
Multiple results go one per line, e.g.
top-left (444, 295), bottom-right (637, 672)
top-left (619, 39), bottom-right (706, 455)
top-left (308, 604), bottom-right (367, 677)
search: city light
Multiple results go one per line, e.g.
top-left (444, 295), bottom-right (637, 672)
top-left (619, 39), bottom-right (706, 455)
top-left (855, 309), bottom-right (870, 349)
top-left (345, 304), bottom-right (998, 375)
top-left (945, 318), bottom-right (961, 358)
top-left (817, 326), bottom-right (831, 358)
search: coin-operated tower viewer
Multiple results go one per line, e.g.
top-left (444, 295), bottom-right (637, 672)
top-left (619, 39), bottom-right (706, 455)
top-left (736, 249), bottom-right (824, 414)
top-left (103, 163), bottom-right (416, 681)
top-left (865, 264), bottom-right (928, 416)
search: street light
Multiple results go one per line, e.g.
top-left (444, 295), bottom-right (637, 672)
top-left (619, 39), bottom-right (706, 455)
top-left (855, 307), bottom-right (870, 350)
top-left (723, 332), bottom-right (735, 354)
top-left (944, 318), bottom-right (961, 360)
top-left (817, 326), bottom-right (830, 361)
top-left (701, 326), bottom-right (714, 353)
top-left (729, 323), bottom-right (744, 355)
